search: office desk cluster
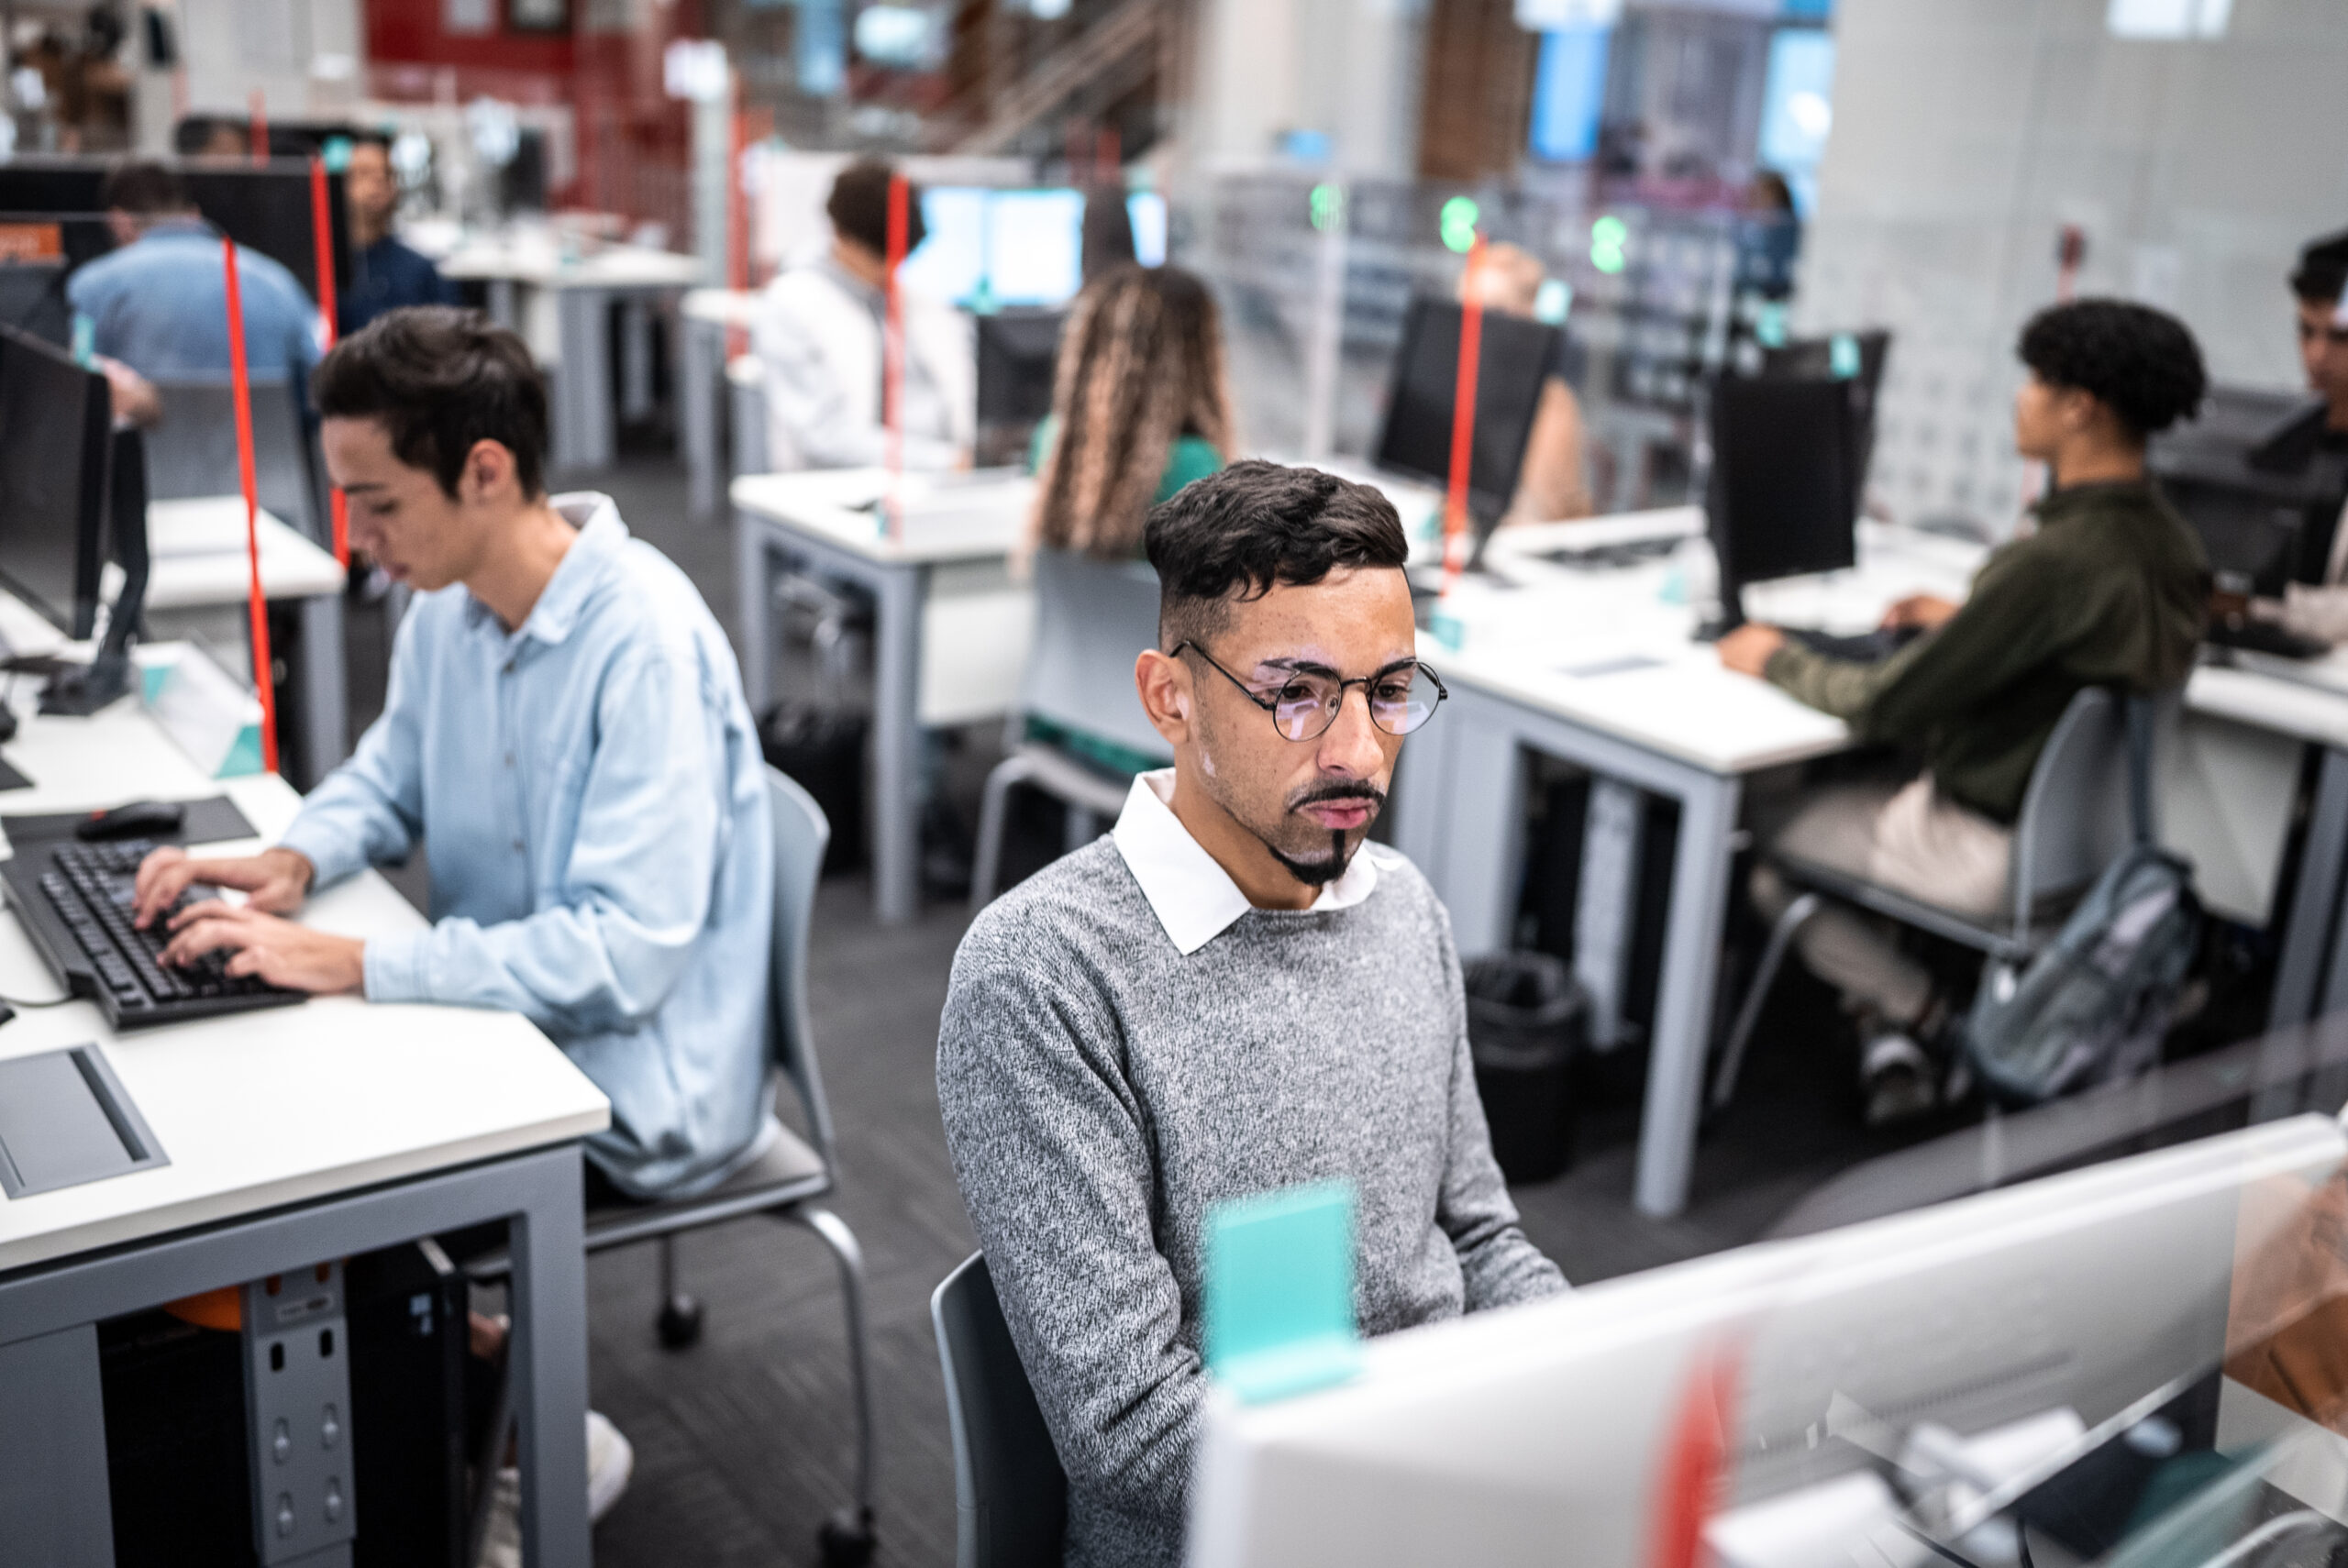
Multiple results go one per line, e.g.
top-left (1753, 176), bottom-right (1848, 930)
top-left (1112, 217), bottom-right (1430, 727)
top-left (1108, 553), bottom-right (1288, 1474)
top-left (0, 647), bottom-right (609, 1567)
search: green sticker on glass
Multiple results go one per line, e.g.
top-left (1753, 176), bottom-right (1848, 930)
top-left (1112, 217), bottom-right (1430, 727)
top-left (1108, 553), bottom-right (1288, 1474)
top-left (1203, 1180), bottom-right (1361, 1405)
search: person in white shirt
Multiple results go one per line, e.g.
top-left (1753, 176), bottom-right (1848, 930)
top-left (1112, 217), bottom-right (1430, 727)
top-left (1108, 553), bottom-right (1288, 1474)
top-left (753, 157), bottom-right (974, 471)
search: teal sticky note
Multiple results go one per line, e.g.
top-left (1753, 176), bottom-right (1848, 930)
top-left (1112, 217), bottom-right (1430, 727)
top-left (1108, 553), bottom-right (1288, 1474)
top-left (1830, 332), bottom-right (1862, 380)
top-left (1203, 1180), bottom-right (1361, 1405)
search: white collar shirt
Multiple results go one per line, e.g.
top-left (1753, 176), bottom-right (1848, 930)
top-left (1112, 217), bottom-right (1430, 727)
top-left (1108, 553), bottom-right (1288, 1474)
top-left (1108, 767), bottom-right (1396, 955)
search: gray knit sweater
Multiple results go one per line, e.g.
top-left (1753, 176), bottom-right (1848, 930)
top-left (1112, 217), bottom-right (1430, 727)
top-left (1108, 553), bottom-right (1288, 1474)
top-left (936, 837), bottom-right (1567, 1568)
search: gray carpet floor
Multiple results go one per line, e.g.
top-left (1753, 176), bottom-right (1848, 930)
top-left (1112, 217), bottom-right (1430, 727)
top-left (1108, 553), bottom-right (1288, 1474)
top-left (329, 452), bottom-right (1930, 1566)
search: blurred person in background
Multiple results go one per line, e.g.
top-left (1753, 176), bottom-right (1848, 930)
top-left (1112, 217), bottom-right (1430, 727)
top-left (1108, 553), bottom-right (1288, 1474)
top-left (754, 156), bottom-right (973, 471)
top-left (172, 113), bottom-right (249, 159)
top-left (2252, 230), bottom-right (2348, 644)
top-left (1080, 187), bottom-right (1136, 282)
top-left (69, 159), bottom-right (318, 423)
top-left (338, 130), bottom-right (459, 335)
top-left (1027, 261), bottom-right (1235, 558)
top-left (1463, 241), bottom-right (1593, 525)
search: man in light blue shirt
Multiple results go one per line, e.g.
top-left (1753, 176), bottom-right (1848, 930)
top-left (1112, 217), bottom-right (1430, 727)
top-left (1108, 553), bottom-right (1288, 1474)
top-left (68, 160), bottom-right (320, 388)
top-left (131, 306), bottom-right (775, 1199)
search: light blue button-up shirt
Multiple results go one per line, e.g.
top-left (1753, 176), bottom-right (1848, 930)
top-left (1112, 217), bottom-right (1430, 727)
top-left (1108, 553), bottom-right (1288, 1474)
top-left (66, 217), bottom-right (321, 385)
top-left (279, 495), bottom-right (776, 1198)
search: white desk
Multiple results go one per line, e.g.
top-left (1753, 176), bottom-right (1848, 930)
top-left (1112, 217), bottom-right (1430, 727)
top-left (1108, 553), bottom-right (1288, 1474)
top-left (734, 469), bottom-right (1036, 923)
top-left (119, 497), bottom-right (351, 790)
top-left (0, 691), bottom-right (609, 1566)
top-left (442, 237), bottom-right (709, 473)
top-left (681, 289), bottom-right (762, 518)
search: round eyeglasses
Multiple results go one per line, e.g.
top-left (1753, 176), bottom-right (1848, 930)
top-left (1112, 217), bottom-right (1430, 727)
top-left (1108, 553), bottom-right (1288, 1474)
top-left (1171, 641), bottom-right (1449, 742)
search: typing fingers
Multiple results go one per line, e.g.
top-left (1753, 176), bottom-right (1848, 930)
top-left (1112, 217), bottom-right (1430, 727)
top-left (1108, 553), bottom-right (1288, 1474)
top-left (131, 848), bottom-right (194, 927)
top-left (160, 904), bottom-right (260, 968)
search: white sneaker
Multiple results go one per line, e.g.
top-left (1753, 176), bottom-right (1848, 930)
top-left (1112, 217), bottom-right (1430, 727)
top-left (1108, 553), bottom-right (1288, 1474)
top-left (477, 1410), bottom-right (635, 1568)
top-left (1860, 1032), bottom-right (1936, 1127)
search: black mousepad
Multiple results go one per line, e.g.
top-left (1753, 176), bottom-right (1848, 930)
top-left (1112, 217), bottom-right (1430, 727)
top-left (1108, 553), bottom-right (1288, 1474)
top-left (3, 794), bottom-right (257, 847)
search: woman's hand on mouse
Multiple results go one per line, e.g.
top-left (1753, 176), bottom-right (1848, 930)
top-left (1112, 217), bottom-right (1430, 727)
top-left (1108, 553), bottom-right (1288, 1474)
top-left (131, 845), bottom-right (316, 928)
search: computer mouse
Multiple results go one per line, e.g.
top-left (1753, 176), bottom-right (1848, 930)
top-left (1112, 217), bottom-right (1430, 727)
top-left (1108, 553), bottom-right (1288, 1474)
top-left (77, 800), bottom-right (186, 841)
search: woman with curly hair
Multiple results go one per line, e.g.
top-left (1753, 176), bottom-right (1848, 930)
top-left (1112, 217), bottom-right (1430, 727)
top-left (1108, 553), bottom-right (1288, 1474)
top-left (1026, 262), bottom-right (1236, 557)
top-left (1715, 296), bottom-right (2210, 1125)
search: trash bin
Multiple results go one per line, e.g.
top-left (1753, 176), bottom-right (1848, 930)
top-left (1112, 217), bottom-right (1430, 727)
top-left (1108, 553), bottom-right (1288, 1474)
top-left (1463, 952), bottom-right (1585, 1184)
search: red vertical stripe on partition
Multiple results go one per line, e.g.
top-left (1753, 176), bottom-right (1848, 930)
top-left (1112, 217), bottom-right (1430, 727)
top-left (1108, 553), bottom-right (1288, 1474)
top-left (1443, 234), bottom-right (1487, 590)
top-left (882, 172), bottom-right (909, 542)
top-left (221, 240), bottom-right (281, 777)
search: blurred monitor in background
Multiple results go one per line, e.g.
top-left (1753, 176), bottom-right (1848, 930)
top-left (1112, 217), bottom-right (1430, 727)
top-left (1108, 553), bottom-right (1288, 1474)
top-left (1456, 241), bottom-right (1592, 526)
top-left (753, 156), bottom-right (974, 471)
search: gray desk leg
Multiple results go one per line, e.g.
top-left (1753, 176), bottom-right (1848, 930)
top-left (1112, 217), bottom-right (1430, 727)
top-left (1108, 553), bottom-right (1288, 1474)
top-left (487, 278), bottom-right (518, 331)
top-left (619, 298), bottom-right (654, 424)
top-left (1427, 693), bottom-right (1527, 955)
top-left (0, 1325), bottom-right (112, 1566)
top-left (683, 319), bottom-right (720, 518)
top-left (1576, 778), bottom-right (1645, 1052)
top-left (553, 288), bottom-right (613, 472)
top-left (872, 563), bottom-right (925, 925)
top-left (1634, 770), bottom-right (1743, 1217)
top-left (735, 515), bottom-right (773, 714)
top-left (2274, 745), bottom-right (2348, 1030)
top-left (300, 591), bottom-right (349, 785)
top-left (510, 1155), bottom-right (592, 1568)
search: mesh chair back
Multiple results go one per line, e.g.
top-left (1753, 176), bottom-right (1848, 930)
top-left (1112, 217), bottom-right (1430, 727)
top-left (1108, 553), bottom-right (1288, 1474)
top-left (145, 378), bottom-right (325, 543)
top-left (2007, 687), bottom-right (2174, 930)
top-left (765, 766), bottom-right (837, 1164)
top-left (933, 1253), bottom-right (1067, 1568)
top-left (1021, 548), bottom-right (1172, 766)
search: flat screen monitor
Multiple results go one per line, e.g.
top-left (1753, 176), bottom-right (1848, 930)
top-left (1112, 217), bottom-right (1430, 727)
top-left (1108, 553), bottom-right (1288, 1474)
top-left (2151, 386), bottom-right (2348, 594)
top-left (1127, 191), bottom-right (1168, 267)
top-left (0, 158), bottom-right (348, 310)
top-left (1374, 294), bottom-right (1560, 530)
top-left (0, 325), bottom-right (108, 635)
top-left (899, 186), bottom-right (1087, 310)
top-left (977, 309), bottom-right (1065, 428)
top-left (1707, 374), bottom-right (1860, 616)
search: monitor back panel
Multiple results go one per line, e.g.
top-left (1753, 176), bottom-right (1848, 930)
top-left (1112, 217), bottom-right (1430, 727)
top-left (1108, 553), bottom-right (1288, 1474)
top-left (1374, 295), bottom-right (1560, 524)
top-left (1708, 375), bottom-right (1858, 589)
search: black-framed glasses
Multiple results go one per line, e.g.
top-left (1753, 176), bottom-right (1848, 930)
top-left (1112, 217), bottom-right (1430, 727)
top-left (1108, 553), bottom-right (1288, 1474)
top-left (1172, 640), bottom-right (1448, 742)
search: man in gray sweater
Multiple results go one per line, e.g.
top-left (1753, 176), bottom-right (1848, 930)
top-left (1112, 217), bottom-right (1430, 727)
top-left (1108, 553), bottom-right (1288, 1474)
top-left (937, 461), bottom-right (1567, 1568)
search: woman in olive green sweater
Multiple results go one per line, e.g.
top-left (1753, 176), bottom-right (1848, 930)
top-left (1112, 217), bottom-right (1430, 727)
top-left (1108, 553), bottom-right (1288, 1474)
top-left (1717, 298), bottom-right (2210, 1122)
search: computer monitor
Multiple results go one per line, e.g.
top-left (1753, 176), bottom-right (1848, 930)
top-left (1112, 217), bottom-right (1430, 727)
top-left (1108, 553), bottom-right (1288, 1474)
top-left (1128, 191), bottom-right (1168, 267)
top-left (0, 158), bottom-right (349, 312)
top-left (0, 325), bottom-right (110, 637)
top-left (898, 186), bottom-right (1088, 311)
top-left (1757, 327), bottom-right (1890, 532)
top-left (976, 309), bottom-right (1065, 428)
top-left (1702, 375), bottom-right (1862, 632)
top-left (1190, 1113), bottom-right (2348, 1568)
top-left (2151, 387), bottom-right (2348, 597)
top-left (1374, 294), bottom-right (1562, 545)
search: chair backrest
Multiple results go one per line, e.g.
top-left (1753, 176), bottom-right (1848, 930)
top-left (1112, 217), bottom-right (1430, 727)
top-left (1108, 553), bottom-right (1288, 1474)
top-left (145, 378), bottom-right (324, 544)
top-left (932, 1253), bottom-right (1068, 1568)
top-left (1021, 547), bottom-right (1173, 766)
top-left (765, 766), bottom-right (838, 1165)
top-left (2008, 686), bottom-right (2175, 928)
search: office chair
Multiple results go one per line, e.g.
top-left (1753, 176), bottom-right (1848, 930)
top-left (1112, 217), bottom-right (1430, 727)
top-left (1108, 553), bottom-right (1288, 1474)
top-left (1711, 687), bottom-right (2174, 1110)
top-left (143, 376), bottom-right (328, 546)
top-left (933, 1253), bottom-right (1069, 1568)
top-left (470, 767), bottom-right (880, 1565)
top-left (970, 549), bottom-right (1172, 908)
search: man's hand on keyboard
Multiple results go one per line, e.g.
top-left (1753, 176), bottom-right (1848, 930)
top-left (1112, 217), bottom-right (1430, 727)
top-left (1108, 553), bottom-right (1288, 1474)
top-left (157, 901), bottom-right (364, 994)
top-left (131, 846), bottom-right (316, 929)
top-left (1880, 593), bottom-right (1960, 632)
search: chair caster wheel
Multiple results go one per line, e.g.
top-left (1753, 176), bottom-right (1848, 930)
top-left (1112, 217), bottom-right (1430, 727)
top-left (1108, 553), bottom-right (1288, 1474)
top-left (656, 1293), bottom-right (703, 1350)
top-left (818, 1506), bottom-right (876, 1566)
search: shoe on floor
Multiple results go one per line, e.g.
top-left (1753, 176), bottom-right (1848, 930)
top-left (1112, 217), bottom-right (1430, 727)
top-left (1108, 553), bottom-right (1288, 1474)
top-left (478, 1410), bottom-right (635, 1568)
top-left (1860, 1032), bottom-right (1937, 1127)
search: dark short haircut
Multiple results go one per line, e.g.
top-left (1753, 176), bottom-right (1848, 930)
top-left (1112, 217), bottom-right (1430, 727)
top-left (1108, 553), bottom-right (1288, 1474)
top-left (312, 306), bottom-right (548, 500)
top-left (1145, 460), bottom-right (1410, 648)
top-left (2017, 298), bottom-right (2207, 440)
top-left (2293, 229), bottom-right (2348, 304)
top-left (171, 116), bottom-right (244, 156)
top-left (827, 158), bottom-right (925, 258)
top-left (102, 160), bottom-right (191, 216)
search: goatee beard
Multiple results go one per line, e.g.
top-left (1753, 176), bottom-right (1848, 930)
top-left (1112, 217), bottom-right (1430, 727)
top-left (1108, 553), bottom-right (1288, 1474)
top-left (1268, 829), bottom-right (1351, 888)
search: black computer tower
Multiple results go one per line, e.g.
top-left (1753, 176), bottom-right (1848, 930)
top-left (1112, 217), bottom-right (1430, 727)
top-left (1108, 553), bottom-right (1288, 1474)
top-left (97, 1240), bottom-right (470, 1568)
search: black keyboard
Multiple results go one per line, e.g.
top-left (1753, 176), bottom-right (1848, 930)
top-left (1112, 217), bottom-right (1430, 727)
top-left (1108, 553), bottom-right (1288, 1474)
top-left (1, 837), bottom-right (303, 1030)
top-left (1784, 624), bottom-right (1925, 664)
